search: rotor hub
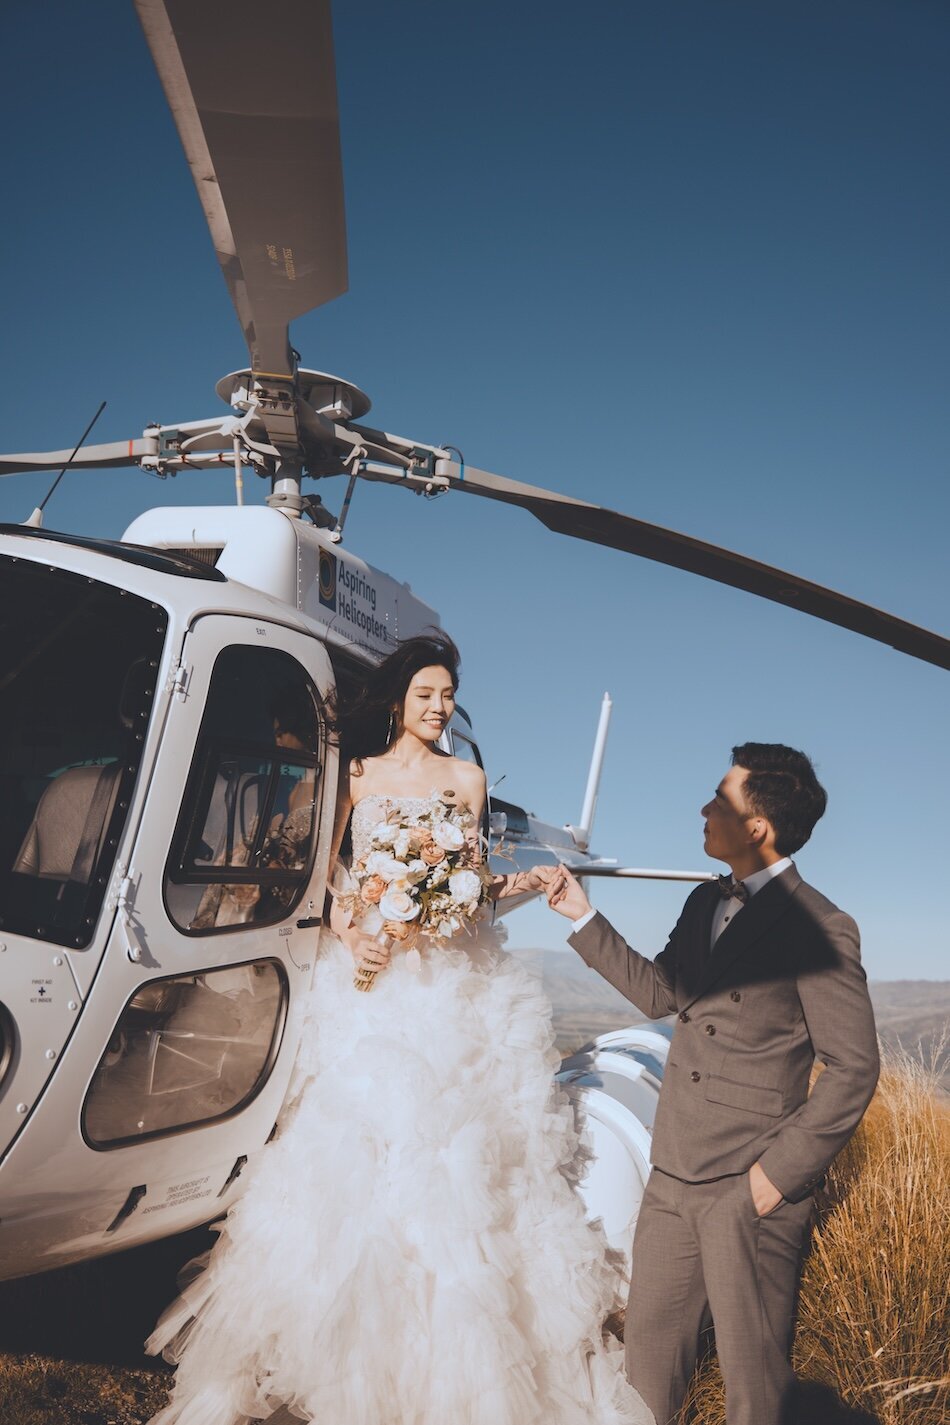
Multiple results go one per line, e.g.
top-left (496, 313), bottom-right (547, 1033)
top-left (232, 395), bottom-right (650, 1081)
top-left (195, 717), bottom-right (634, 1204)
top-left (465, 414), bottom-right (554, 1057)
top-left (216, 369), bottom-right (372, 423)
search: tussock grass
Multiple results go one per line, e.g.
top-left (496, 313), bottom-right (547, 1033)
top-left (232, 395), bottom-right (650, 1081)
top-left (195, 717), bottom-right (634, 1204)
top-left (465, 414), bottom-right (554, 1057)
top-left (684, 1045), bottom-right (950, 1424)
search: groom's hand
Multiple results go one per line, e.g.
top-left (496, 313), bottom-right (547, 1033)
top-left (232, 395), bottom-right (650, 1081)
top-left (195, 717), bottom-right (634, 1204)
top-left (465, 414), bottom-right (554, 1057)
top-left (521, 865), bottom-right (556, 892)
top-left (749, 1161), bottom-right (784, 1217)
top-left (544, 864), bottom-right (593, 922)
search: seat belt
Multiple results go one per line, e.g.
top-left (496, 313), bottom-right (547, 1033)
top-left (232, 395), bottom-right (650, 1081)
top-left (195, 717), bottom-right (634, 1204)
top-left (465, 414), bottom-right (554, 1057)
top-left (69, 763), bottom-right (120, 884)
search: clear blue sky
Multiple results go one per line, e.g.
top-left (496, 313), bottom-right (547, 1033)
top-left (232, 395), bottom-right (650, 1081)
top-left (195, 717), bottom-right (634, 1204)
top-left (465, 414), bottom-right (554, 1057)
top-left (2, 1), bottom-right (947, 979)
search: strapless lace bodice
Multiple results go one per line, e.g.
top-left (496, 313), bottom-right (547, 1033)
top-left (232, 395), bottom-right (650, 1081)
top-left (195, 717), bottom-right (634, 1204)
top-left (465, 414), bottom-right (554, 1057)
top-left (350, 792), bottom-right (447, 864)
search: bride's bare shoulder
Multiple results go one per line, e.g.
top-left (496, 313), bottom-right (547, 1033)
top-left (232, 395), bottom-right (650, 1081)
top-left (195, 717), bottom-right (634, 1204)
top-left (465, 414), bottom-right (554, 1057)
top-left (348, 758), bottom-right (381, 792)
top-left (443, 757), bottom-right (486, 801)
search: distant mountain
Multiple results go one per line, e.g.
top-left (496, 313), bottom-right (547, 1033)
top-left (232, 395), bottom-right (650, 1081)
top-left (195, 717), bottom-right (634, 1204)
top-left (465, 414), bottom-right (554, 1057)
top-left (512, 949), bottom-right (950, 1086)
top-left (866, 980), bottom-right (950, 1080)
top-left (513, 948), bottom-right (651, 1053)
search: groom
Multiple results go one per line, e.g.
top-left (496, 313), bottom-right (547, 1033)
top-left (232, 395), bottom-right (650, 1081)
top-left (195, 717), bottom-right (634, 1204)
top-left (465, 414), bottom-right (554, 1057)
top-left (540, 743), bottom-right (879, 1425)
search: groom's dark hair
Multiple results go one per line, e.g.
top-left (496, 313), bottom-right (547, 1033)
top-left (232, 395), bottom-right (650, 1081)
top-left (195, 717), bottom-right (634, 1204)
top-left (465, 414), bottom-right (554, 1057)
top-left (731, 743), bottom-right (827, 856)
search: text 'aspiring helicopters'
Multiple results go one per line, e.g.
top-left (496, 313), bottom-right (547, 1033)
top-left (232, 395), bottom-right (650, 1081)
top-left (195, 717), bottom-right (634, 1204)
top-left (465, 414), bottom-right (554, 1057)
top-left (0, 0), bottom-right (947, 1283)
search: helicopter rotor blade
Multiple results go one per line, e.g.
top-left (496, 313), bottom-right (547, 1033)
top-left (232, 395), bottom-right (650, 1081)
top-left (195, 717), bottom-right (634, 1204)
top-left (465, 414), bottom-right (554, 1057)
top-left (410, 459), bottom-right (949, 672)
top-left (134, 0), bottom-right (347, 377)
top-left (0, 439), bottom-right (157, 476)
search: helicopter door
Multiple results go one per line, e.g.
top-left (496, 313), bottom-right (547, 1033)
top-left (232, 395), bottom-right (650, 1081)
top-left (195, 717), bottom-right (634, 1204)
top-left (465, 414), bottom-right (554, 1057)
top-left (0, 615), bottom-right (339, 1278)
top-left (78, 615), bottom-right (337, 1152)
top-left (76, 621), bottom-right (333, 1226)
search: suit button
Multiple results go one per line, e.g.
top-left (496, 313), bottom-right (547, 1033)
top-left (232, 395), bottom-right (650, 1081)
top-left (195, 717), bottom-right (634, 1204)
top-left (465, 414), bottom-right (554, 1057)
top-left (679, 1011), bottom-right (691, 1023)
top-left (690, 1071), bottom-right (701, 1083)
top-left (730, 990), bottom-right (741, 1002)
top-left (705, 1024), bottom-right (716, 1036)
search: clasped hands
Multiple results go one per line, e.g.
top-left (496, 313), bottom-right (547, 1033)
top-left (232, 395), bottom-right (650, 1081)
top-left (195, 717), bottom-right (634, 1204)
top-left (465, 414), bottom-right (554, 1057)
top-left (529, 862), bottom-right (593, 921)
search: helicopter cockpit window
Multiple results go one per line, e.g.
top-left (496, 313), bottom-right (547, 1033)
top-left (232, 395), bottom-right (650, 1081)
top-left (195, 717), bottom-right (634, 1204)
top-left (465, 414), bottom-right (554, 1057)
top-left (165, 645), bottom-right (323, 934)
top-left (82, 959), bottom-right (287, 1149)
top-left (0, 555), bottom-right (166, 948)
top-left (451, 730), bottom-right (483, 767)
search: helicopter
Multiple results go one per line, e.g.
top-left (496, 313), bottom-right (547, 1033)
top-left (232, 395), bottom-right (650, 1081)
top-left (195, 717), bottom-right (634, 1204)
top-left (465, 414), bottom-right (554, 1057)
top-left (1, 0), bottom-right (948, 1286)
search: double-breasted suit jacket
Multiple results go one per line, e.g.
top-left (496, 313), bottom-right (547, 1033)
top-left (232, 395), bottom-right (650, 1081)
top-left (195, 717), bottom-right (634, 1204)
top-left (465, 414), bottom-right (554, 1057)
top-left (569, 864), bottom-right (879, 1201)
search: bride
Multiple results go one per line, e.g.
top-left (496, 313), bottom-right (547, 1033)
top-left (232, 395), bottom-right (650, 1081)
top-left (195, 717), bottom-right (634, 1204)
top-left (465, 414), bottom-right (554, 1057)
top-left (145, 632), bottom-right (653, 1425)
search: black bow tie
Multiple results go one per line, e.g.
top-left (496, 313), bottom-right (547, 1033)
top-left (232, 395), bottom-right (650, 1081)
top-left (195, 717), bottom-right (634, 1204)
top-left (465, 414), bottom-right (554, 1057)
top-left (717, 874), bottom-right (750, 904)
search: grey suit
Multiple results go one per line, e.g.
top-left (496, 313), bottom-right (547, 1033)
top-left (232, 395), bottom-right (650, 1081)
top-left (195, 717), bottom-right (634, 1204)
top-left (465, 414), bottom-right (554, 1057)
top-left (569, 865), bottom-right (879, 1425)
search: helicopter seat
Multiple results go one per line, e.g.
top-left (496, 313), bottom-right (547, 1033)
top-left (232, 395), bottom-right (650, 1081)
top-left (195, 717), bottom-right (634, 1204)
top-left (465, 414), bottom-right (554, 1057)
top-left (13, 762), bottom-right (121, 883)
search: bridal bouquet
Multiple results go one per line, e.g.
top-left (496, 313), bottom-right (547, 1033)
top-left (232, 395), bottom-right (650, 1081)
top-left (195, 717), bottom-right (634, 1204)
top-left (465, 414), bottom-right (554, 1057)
top-left (340, 790), bottom-right (494, 991)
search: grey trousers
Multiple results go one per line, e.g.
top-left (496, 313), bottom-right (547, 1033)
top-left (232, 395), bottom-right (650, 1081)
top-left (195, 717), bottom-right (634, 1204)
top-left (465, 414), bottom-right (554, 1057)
top-left (625, 1168), bottom-right (815, 1425)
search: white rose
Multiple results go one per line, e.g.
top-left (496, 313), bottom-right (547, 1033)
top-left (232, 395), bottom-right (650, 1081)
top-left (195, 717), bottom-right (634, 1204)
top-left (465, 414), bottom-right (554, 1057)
top-left (379, 889), bottom-right (420, 922)
top-left (405, 859), bottom-right (428, 883)
top-left (433, 821), bottom-right (465, 852)
top-left (448, 869), bottom-right (481, 904)
top-left (372, 823), bottom-right (399, 846)
top-left (393, 830), bottom-right (412, 860)
top-left (366, 851), bottom-right (408, 882)
top-left (357, 904), bottom-right (384, 936)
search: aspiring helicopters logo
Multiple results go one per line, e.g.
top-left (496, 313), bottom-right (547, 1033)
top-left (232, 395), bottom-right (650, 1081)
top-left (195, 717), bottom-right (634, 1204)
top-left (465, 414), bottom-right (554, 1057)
top-left (316, 547), bottom-right (392, 649)
top-left (318, 548), bottom-right (337, 611)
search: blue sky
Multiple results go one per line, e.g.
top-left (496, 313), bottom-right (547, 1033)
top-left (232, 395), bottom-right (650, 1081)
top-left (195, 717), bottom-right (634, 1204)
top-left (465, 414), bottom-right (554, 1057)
top-left (2, 1), bottom-right (947, 979)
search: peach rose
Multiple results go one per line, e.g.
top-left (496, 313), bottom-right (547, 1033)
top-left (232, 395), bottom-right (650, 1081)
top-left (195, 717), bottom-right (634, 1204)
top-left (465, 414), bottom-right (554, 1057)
top-left (383, 919), bottom-right (411, 941)
top-left (360, 874), bottom-right (387, 904)
top-left (419, 839), bottom-right (445, 866)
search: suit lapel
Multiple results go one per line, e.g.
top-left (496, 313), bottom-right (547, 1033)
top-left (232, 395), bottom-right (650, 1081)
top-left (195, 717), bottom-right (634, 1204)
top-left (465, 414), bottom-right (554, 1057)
top-left (677, 882), bottom-right (720, 1000)
top-left (683, 864), bottom-right (802, 1011)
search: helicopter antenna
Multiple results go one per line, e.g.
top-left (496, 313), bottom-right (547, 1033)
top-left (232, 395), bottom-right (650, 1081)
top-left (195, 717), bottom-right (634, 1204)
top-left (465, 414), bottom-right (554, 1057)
top-left (23, 401), bottom-right (107, 528)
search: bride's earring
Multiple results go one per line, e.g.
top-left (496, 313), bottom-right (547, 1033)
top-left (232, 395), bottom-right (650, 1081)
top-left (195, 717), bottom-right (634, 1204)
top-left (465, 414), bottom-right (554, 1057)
top-left (387, 712), bottom-right (395, 743)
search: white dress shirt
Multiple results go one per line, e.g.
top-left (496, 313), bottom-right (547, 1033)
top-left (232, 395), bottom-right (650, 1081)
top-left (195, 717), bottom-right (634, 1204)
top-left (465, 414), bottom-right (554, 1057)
top-left (570, 857), bottom-right (794, 945)
top-left (709, 858), bottom-right (792, 946)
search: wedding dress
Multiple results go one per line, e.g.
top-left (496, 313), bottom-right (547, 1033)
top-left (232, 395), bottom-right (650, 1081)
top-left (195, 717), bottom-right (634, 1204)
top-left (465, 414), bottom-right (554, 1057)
top-left (146, 794), bottom-right (653, 1425)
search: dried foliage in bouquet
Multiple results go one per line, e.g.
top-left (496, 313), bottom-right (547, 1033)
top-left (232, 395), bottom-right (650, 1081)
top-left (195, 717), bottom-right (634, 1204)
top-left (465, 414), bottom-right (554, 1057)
top-left (336, 789), bottom-right (495, 990)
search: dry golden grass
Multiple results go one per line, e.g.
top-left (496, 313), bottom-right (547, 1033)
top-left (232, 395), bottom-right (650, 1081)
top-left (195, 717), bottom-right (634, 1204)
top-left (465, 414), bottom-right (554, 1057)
top-left (0, 1229), bottom-right (199, 1425)
top-left (683, 1045), bottom-right (950, 1424)
top-left (0, 1352), bottom-right (169, 1425)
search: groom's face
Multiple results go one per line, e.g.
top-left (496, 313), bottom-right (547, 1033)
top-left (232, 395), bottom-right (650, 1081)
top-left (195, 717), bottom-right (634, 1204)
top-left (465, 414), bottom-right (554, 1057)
top-left (701, 766), bottom-right (757, 863)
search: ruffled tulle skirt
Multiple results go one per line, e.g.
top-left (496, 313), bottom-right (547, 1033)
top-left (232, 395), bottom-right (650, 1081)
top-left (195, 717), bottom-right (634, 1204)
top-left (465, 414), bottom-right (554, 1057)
top-left (145, 930), bottom-right (653, 1425)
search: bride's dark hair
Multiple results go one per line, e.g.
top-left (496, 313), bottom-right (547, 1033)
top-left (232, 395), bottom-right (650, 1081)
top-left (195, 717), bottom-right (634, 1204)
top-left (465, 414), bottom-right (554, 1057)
top-left (334, 629), bottom-right (461, 768)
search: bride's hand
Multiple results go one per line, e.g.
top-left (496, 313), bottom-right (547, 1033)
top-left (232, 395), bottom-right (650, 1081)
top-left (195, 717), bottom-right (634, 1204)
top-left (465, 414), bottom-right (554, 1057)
top-left (346, 929), bottom-right (392, 973)
top-left (545, 864), bottom-right (593, 921)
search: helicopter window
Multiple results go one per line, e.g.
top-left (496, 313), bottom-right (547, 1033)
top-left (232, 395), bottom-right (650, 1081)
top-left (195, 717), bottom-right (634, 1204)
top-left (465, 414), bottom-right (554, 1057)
top-left (81, 958), bottom-right (288, 1149)
top-left (165, 645), bottom-right (323, 934)
top-left (0, 555), bottom-right (166, 948)
top-left (451, 730), bottom-right (483, 767)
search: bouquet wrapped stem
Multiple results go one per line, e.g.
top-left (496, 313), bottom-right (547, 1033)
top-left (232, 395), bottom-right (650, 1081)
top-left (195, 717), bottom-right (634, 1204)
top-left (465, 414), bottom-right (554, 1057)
top-left (353, 927), bottom-right (391, 993)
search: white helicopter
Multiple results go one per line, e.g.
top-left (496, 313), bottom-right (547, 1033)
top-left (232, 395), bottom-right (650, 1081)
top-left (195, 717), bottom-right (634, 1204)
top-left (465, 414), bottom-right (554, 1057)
top-left (1, 0), bottom-right (947, 1287)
